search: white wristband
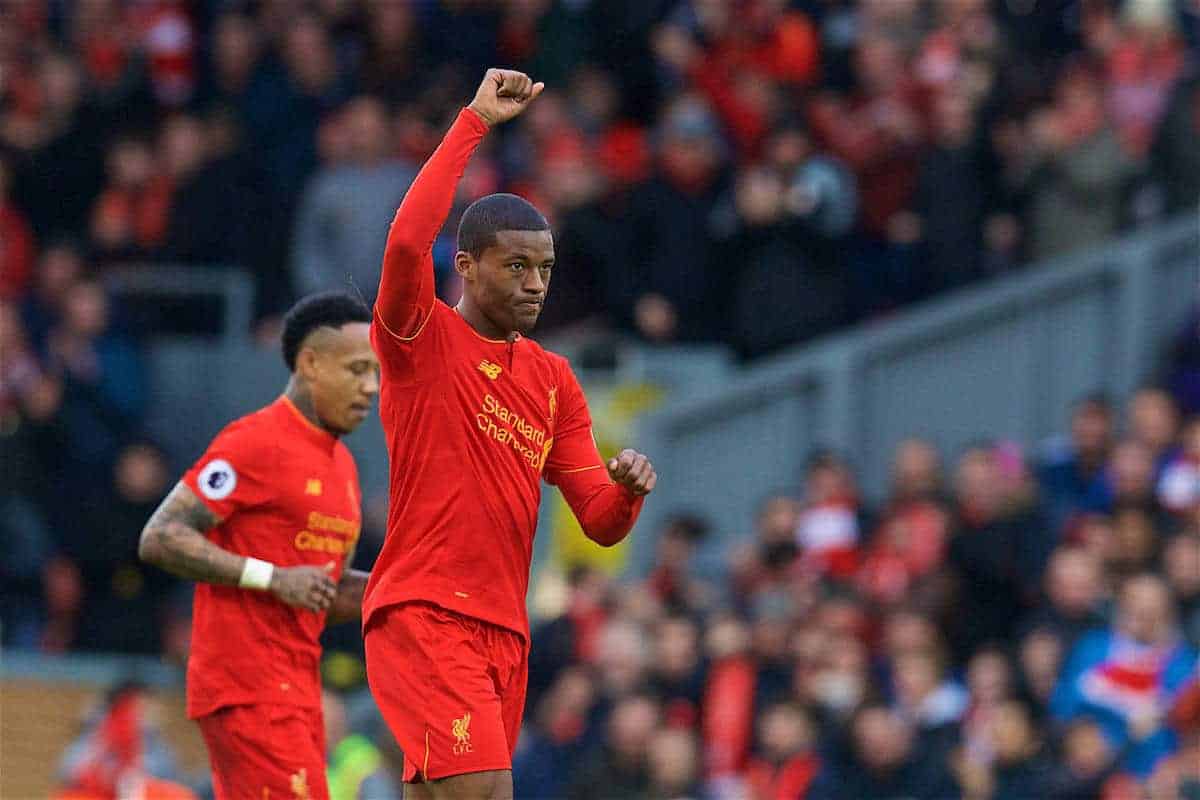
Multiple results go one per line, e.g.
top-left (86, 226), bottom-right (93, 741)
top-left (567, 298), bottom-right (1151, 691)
top-left (239, 557), bottom-right (275, 591)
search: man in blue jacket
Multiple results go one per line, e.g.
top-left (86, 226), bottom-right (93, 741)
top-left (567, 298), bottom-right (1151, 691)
top-left (1052, 573), bottom-right (1197, 777)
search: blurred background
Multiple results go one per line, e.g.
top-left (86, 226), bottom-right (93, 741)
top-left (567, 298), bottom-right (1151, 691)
top-left (3, 0), bottom-right (1200, 797)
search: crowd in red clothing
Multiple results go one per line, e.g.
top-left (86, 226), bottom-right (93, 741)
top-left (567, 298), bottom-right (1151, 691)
top-left (510, 387), bottom-right (1200, 799)
top-left (4, 1), bottom-right (1200, 353)
top-left (4, 3), bottom-right (1200, 798)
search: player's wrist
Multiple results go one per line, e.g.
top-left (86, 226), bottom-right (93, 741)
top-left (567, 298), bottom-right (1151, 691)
top-left (239, 557), bottom-right (275, 591)
top-left (464, 104), bottom-right (493, 129)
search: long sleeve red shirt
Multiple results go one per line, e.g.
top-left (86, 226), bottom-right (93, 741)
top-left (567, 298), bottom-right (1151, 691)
top-left (363, 108), bottom-right (644, 638)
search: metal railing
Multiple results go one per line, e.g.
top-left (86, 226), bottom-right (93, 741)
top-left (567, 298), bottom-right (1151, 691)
top-left (631, 214), bottom-right (1200, 575)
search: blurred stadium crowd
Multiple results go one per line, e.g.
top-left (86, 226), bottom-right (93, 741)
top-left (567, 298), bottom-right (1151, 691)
top-left (4, 0), bottom-right (1200, 797)
top-left (6, 0), bottom-right (1200, 346)
top-left (25, 388), bottom-right (1200, 799)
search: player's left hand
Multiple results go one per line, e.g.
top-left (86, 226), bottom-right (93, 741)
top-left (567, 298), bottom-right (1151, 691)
top-left (607, 449), bottom-right (657, 496)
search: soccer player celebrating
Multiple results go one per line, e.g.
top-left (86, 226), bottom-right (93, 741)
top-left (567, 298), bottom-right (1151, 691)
top-left (363, 69), bottom-right (657, 799)
top-left (139, 292), bottom-right (379, 800)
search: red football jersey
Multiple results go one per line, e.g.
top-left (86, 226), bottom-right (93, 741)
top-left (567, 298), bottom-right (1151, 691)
top-left (181, 396), bottom-right (361, 719)
top-left (364, 108), bottom-right (643, 638)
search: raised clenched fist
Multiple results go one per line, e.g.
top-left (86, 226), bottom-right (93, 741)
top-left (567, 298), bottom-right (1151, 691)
top-left (468, 69), bottom-right (545, 127)
top-left (607, 449), bottom-right (658, 496)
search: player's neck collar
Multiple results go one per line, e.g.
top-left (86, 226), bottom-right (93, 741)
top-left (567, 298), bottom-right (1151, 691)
top-left (279, 395), bottom-right (338, 448)
top-left (453, 306), bottom-right (519, 345)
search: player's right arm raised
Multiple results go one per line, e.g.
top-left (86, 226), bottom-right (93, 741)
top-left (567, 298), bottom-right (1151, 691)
top-left (139, 483), bottom-right (337, 612)
top-left (374, 68), bottom-right (543, 338)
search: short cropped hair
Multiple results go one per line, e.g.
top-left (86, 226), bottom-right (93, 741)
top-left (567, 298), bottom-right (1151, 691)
top-left (281, 291), bottom-right (371, 371)
top-left (456, 193), bottom-right (549, 258)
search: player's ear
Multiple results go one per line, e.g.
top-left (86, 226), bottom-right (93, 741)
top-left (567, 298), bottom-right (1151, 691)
top-left (454, 250), bottom-right (475, 282)
top-left (296, 345), bottom-right (321, 381)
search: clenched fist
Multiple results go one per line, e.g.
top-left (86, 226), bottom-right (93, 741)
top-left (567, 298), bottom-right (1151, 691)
top-left (468, 68), bottom-right (545, 127)
top-left (270, 563), bottom-right (337, 612)
top-left (607, 449), bottom-right (657, 496)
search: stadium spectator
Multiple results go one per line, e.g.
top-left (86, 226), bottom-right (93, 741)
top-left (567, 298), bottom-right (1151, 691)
top-left (1041, 397), bottom-right (1118, 537)
top-left (42, 279), bottom-right (145, 496)
top-left (794, 450), bottom-right (865, 580)
top-left (649, 615), bottom-right (705, 728)
top-left (1167, 310), bottom-right (1200, 415)
top-left (721, 163), bottom-right (849, 359)
top-left (858, 439), bottom-right (950, 607)
top-left (890, 646), bottom-right (967, 762)
top-left (743, 702), bottom-right (821, 800)
top-left (1145, 736), bottom-right (1200, 800)
top-left (255, 14), bottom-right (354, 204)
top-left (1052, 573), bottom-right (1197, 776)
top-left (5, 51), bottom-right (108, 241)
top-left (1017, 625), bottom-right (1067, 721)
top-left (809, 704), bottom-right (960, 799)
top-left (728, 493), bottom-right (803, 613)
top-left (513, 666), bottom-right (600, 799)
top-left (69, 442), bottom-right (179, 655)
top-left (1088, 437), bottom-right (1164, 518)
top-left (644, 513), bottom-right (711, 613)
top-left (647, 727), bottom-right (704, 799)
top-left (527, 565), bottom-right (611, 711)
top-left (89, 134), bottom-right (173, 264)
top-left (1157, 412), bottom-right (1200, 511)
top-left (978, 700), bottom-right (1057, 800)
top-left (946, 444), bottom-right (1034, 662)
top-left (798, 627), bottom-right (871, 733)
top-left (1151, 72), bottom-right (1200, 216)
top-left (354, 2), bottom-right (426, 105)
top-left (194, 12), bottom-right (267, 118)
top-left (913, 89), bottom-right (988, 294)
top-left (700, 612), bottom-right (757, 781)
top-left (0, 301), bottom-right (55, 647)
top-left (1019, 546), bottom-right (1110, 649)
top-left (1128, 387), bottom-right (1181, 472)
top-left (0, 155), bottom-right (35, 299)
top-left (292, 96), bottom-right (415, 302)
top-left (53, 682), bottom-right (195, 800)
top-left (161, 112), bottom-right (249, 269)
top-left (625, 94), bottom-right (729, 343)
top-left (1110, 504), bottom-right (1164, 578)
top-left (1163, 532), bottom-right (1200, 647)
top-left (1092, 0), bottom-right (1184, 158)
top-left (959, 646), bottom-right (1014, 758)
top-left (567, 694), bottom-right (659, 800)
top-left (1047, 718), bottom-right (1137, 799)
top-left (1169, 664), bottom-right (1200, 736)
top-left (1024, 63), bottom-right (1140, 261)
top-left (809, 27), bottom-right (927, 315)
top-left (754, 120), bottom-right (853, 271)
top-left (20, 240), bottom-right (86, 349)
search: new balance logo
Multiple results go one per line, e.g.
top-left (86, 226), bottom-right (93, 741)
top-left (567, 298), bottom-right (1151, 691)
top-left (478, 361), bottom-right (502, 380)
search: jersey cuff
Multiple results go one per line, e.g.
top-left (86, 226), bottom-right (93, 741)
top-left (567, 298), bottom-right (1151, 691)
top-left (460, 106), bottom-right (491, 135)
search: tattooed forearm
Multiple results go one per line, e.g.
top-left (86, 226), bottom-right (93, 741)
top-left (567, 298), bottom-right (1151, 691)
top-left (138, 482), bottom-right (246, 585)
top-left (326, 568), bottom-right (369, 625)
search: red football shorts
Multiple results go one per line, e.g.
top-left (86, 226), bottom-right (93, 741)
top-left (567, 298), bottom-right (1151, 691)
top-left (365, 601), bottom-right (529, 782)
top-left (196, 704), bottom-right (328, 800)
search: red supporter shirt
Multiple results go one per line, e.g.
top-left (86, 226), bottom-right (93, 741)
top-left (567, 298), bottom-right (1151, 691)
top-left (181, 396), bottom-right (361, 719)
top-left (364, 108), bottom-right (644, 638)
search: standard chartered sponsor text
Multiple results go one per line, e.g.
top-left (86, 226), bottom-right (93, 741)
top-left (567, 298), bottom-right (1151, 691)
top-left (476, 393), bottom-right (552, 470)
